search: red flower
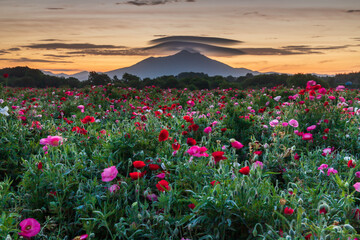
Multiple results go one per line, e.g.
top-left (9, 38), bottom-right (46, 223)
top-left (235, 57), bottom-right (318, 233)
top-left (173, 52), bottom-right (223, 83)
top-left (37, 162), bottom-right (43, 170)
top-left (158, 129), bottom-right (169, 142)
top-left (254, 151), bottom-right (262, 156)
top-left (81, 116), bottom-right (95, 124)
top-left (284, 207), bottom-right (294, 215)
top-left (188, 124), bottom-right (199, 132)
top-left (348, 160), bottom-right (356, 168)
top-left (324, 128), bottom-right (329, 133)
top-left (239, 166), bottom-right (250, 175)
top-left (294, 153), bottom-right (300, 160)
top-left (149, 164), bottom-right (160, 171)
top-left (129, 172), bottom-right (141, 180)
top-left (221, 128), bottom-right (227, 132)
top-left (156, 180), bottom-right (170, 192)
top-left (133, 161), bottom-right (146, 169)
top-left (172, 140), bottom-right (180, 151)
top-left (188, 203), bottom-right (196, 209)
top-left (319, 207), bottom-right (327, 214)
top-left (304, 233), bottom-right (313, 240)
top-left (212, 151), bottom-right (227, 164)
top-left (210, 180), bottom-right (220, 186)
top-left (3, 73), bottom-right (9, 78)
top-left (186, 138), bottom-right (196, 146)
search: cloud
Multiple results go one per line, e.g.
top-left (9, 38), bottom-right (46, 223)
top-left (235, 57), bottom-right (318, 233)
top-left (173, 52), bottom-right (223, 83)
top-left (8, 48), bottom-right (20, 51)
top-left (39, 39), bottom-right (65, 42)
top-left (119, 0), bottom-right (195, 6)
top-left (347, 10), bottom-right (360, 13)
top-left (0, 57), bottom-right (72, 63)
top-left (23, 43), bottom-right (126, 50)
top-left (66, 49), bottom-right (147, 56)
top-left (43, 54), bottom-right (78, 58)
top-left (239, 45), bottom-right (356, 55)
top-left (0, 50), bottom-right (9, 55)
top-left (150, 36), bottom-right (243, 45)
top-left (46, 8), bottom-right (65, 10)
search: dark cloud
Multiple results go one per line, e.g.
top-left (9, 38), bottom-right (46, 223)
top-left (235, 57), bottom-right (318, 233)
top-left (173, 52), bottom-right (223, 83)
top-left (144, 41), bottom-right (245, 56)
top-left (347, 10), bottom-right (360, 13)
top-left (66, 49), bottom-right (146, 56)
top-left (23, 43), bottom-right (126, 50)
top-left (43, 54), bottom-right (78, 58)
top-left (39, 39), bottom-right (65, 42)
top-left (8, 48), bottom-right (20, 51)
top-left (0, 57), bottom-right (72, 63)
top-left (352, 37), bottom-right (360, 41)
top-left (243, 11), bottom-right (267, 17)
top-left (119, 0), bottom-right (195, 6)
top-left (240, 45), bottom-right (356, 55)
top-left (46, 8), bottom-right (65, 10)
top-left (0, 50), bottom-right (9, 55)
top-left (150, 36), bottom-right (243, 45)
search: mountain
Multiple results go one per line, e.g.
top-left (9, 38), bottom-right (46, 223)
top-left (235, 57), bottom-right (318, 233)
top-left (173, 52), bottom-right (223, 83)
top-left (42, 70), bottom-right (90, 81)
top-left (42, 50), bottom-right (260, 80)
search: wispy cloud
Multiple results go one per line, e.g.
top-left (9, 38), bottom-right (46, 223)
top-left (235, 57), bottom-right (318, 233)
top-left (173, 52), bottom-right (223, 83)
top-left (23, 43), bottom-right (126, 50)
top-left (119, 0), bottom-right (195, 6)
top-left (150, 36), bottom-right (243, 45)
top-left (0, 57), bottom-right (72, 63)
top-left (0, 50), bottom-right (9, 55)
top-left (46, 8), bottom-right (65, 10)
top-left (43, 54), bottom-right (78, 58)
top-left (347, 10), bottom-right (360, 13)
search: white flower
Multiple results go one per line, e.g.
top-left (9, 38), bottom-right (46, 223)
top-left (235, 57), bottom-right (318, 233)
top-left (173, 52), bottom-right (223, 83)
top-left (0, 106), bottom-right (9, 116)
top-left (274, 96), bottom-right (281, 101)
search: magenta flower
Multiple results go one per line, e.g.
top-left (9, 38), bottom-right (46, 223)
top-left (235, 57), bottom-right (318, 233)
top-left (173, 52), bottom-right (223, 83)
top-left (187, 100), bottom-right (195, 107)
top-left (282, 122), bottom-right (289, 127)
top-left (318, 164), bottom-right (328, 171)
top-left (77, 105), bottom-right (85, 112)
top-left (146, 193), bottom-right (158, 201)
top-left (306, 125), bottom-right (316, 131)
top-left (101, 166), bottom-right (118, 182)
top-left (156, 172), bottom-right (166, 179)
top-left (230, 139), bottom-right (244, 149)
top-left (19, 218), bottom-right (41, 238)
top-left (204, 127), bottom-right (212, 134)
top-left (288, 119), bottom-right (299, 128)
top-left (302, 133), bottom-right (313, 141)
top-left (40, 136), bottom-right (63, 147)
top-left (187, 146), bottom-right (209, 157)
top-left (354, 183), bottom-right (360, 192)
top-left (327, 168), bottom-right (338, 176)
top-left (355, 172), bottom-right (360, 178)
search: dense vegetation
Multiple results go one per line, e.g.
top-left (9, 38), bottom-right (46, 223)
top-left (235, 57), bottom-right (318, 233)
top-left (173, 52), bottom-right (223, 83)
top-left (1, 66), bottom-right (360, 89)
top-left (1, 81), bottom-right (360, 239)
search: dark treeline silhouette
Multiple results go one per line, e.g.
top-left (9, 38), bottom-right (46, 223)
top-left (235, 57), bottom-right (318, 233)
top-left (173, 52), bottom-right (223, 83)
top-left (1, 66), bottom-right (359, 89)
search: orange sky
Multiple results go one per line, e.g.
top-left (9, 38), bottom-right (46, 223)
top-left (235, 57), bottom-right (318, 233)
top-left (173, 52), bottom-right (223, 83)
top-left (0, 0), bottom-right (360, 75)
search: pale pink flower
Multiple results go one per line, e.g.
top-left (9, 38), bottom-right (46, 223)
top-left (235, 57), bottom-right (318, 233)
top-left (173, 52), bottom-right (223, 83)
top-left (101, 166), bottom-right (118, 182)
top-left (40, 136), bottom-right (63, 147)
top-left (274, 96), bottom-right (281, 101)
top-left (77, 105), bottom-right (85, 112)
top-left (288, 119), bottom-right (299, 128)
top-left (109, 184), bottom-right (120, 193)
top-left (253, 161), bottom-right (264, 169)
top-left (269, 119), bottom-right (279, 127)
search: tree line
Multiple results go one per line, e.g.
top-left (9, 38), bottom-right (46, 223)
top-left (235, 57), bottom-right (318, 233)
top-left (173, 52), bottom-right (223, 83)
top-left (1, 66), bottom-right (359, 89)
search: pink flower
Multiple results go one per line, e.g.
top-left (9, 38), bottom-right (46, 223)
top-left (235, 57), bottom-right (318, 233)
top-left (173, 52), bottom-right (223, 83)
top-left (109, 184), bottom-right (120, 193)
top-left (354, 182), bottom-right (360, 192)
top-left (156, 172), bottom-right (166, 179)
top-left (274, 96), bottom-right (281, 101)
top-left (253, 161), bottom-right (264, 169)
top-left (187, 100), bottom-right (195, 107)
top-left (318, 164), bottom-right (328, 171)
top-left (328, 96), bottom-right (336, 100)
top-left (230, 139), bottom-right (244, 149)
top-left (204, 127), bottom-right (212, 134)
top-left (327, 168), bottom-right (338, 176)
top-left (306, 125), bottom-right (316, 131)
top-left (322, 148), bottom-right (332, 156)
top-left (40, 136), bottom-right (63, 147)
top-left (101, 166), bottom-right (118, 182)
top-left (288, 119), bottom-right (299, 128)
top-left (269, 119), bottom-right (279, 127)
top-left (19, 218), bottom-right (41, 238)
top-left (187, 146), bottom-right (209, 157)
top-left (282, 122), bottom-right (289, 127)
top-left (146, 193), bottom-right (158, 201)
top-left (302, 133), bottom-right (313, 141)
top-left (336, 85), bottom-right (345, 91)
top-left (77, 105), bottom-right (85, 112)
top-left (355, 172), bottom-right (360, 178)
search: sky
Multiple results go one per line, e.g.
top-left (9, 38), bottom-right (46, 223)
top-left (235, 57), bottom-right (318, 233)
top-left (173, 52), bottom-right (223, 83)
top-left (0, 0), bottom-right (360, 75)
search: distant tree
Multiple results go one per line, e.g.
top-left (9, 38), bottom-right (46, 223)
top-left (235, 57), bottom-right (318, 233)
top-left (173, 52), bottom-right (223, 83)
top-left (88, 71), bottom-right (111, 85)
top-left (122, 73), bottom-right (140, 83)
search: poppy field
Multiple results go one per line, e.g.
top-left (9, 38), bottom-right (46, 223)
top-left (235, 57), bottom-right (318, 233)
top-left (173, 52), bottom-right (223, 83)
top-left (1, 81), bottom-right (360, 239)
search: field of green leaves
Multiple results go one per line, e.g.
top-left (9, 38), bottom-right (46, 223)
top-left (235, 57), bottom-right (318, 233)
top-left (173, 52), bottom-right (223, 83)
top-left (1, 81), bottom-right (360, 239)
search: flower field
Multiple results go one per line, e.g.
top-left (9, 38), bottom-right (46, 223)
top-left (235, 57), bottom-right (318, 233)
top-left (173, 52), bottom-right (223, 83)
top-left (1, 81), bottom-right (360, 239)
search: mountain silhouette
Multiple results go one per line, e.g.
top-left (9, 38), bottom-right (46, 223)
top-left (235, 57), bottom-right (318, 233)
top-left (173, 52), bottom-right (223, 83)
top-left (43, 50), bottom-right (260, 80)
